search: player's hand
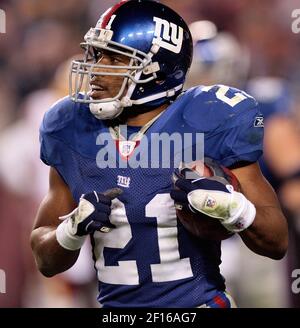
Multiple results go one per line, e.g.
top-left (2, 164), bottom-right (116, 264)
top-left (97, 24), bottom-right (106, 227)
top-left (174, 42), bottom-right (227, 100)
top-left (60, 188), bottom-right (123, 236)
top-left (171, 167), bottom-right (256, 233)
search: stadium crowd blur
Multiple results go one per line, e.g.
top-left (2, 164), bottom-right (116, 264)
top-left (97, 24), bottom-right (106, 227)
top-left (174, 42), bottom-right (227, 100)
top-left (1, 0), bottom-right (300, 307)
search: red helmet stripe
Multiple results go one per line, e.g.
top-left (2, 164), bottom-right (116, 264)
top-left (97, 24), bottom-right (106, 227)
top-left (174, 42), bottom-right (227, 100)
top-left (101, 0), bottom-right (128, 29)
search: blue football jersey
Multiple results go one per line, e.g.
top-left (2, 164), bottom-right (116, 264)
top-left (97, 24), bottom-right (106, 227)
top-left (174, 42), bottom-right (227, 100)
top-left (39, 85), bottom-right (263, 307)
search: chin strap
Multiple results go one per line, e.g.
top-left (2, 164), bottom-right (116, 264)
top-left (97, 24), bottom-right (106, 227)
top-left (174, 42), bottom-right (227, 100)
top-left (89, 84), bottom-right (183, 120)
top-left (130, 84), bottom-right (183, 106)
top-left (89, 97), bottom-right (133, 120)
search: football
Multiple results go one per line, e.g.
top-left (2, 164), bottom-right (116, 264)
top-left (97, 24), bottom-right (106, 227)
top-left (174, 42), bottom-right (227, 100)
top-left (175, 158), bottom-right (241, 241)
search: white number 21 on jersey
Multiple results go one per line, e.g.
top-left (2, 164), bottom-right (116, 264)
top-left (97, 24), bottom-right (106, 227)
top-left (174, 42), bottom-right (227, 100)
top-left (93, 194), bottom-right (193, 285)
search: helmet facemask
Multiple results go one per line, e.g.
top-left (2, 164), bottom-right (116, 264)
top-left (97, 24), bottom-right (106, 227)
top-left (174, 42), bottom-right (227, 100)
top-left (69, 27), bottom-right (159, 119)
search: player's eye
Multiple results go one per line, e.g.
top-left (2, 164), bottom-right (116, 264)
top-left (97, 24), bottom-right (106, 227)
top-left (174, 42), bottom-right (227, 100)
top-left (111, 56), bottom-right (123, 64)
top-left (112, 55), bottom-right (131, 66)
top-left (93, 48), bottom-right (103, 62)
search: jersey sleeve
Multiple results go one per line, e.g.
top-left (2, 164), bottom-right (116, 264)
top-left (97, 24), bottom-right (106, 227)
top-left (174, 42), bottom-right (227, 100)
top-left (217, 106), bottom-right (264, 167)
top-left (39, 124), bottom-right (62, 167)
top-left (39, 96), bottom-right (75, 169)
top-left (184, 85), bottom-right (264, 168)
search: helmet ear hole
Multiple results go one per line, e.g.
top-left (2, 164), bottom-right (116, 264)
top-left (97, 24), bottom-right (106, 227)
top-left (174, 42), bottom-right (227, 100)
top-left (156, 80), bottom-right (165, 86)
top-left (155, 72), bottom-right (167, 85)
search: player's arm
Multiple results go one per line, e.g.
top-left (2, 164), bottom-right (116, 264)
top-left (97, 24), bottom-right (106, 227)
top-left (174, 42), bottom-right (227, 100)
top-left (30, 167), bottom-right (80, 277)
top-left (232, 162), bottom-right (288, 260)
top-left (31, 167), bottom-right (121, 277)
top-left (171, 161), bottom-right (288, 260)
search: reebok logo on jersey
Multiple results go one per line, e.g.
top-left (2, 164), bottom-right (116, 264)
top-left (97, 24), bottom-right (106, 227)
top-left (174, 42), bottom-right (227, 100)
top-left (254, 116), bottom-right (264, 127)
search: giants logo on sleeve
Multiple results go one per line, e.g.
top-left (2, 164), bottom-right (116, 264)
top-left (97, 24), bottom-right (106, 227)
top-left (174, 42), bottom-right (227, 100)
top-left (153, 16), bottom-right (183, 54)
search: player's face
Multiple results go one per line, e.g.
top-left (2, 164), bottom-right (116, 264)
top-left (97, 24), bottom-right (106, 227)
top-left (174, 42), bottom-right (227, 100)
top-left (89, 49), bottom-right (130, 100)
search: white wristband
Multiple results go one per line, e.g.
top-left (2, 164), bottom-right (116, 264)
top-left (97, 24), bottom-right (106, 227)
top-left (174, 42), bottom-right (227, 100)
top-left (56, 219), bottom-right (86, 251)
top-left (222, 193), bottom-right (256, 233)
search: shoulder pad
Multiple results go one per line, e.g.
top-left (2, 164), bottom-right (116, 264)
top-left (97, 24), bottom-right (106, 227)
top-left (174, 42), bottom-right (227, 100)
top-left (183, 85), bottom-right (258, 132)
top-left (40, 95), bottom-right (105, 163)
top-left (40, 96), bottom-right (76, 135)
top-left (40, 95), bottom-right (96, 139)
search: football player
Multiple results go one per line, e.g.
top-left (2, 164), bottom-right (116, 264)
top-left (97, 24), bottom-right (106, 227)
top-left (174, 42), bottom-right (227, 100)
top-left (31, 0), bottom-right (288, 308)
